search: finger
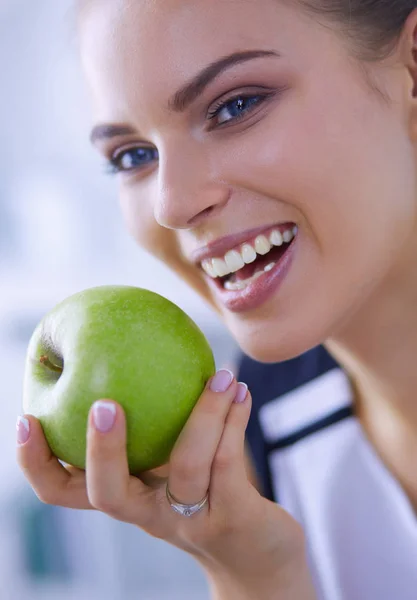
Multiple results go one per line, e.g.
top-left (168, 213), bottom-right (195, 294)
top-left (168, 369), bottom-right (238, 506)
top-left (86, 400), bottom-right (152, 523)
top-left (210, 383), bottom-right (253, 503)
top-left (16, 415), bottom-right (92, 509)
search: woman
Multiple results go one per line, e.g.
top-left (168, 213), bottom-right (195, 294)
top-left (16, 1), bottom-right (417, 598)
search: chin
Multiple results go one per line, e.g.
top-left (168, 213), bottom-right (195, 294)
top-left (186, 270), bottom-right (329, 363)
top-left (229, 322), bottom-right (325, 365)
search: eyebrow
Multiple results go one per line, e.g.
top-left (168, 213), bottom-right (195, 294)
top-left (169, 49), bottom-right (280, 112)
top-left (90, 123), bottom-right (136, 145)
top-left (90, 49), bottom-right (280, 145)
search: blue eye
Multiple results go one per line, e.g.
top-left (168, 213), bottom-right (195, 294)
top-left (208, 94), bottom-right (268, 126)
top-left (106, 146), bottom-right (159, 175)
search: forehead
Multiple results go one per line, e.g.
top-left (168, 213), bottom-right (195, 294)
top-left (78, 0), bottom-right (337, 121)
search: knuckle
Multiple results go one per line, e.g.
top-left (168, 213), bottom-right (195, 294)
top-left (199, 398), bottom-right (225, 417)
top-left (88, 493), bottom-right (123, 517)
top-left (88, 441), bottom-right (121, 463)
top-left (35, 488), bottom-right (60, 506)
top-left (16, 452), bottom-right (33, 474)
top-left (213, 447), bottom-right (237, 472)
top-left (170, 456), bottom-right (206, 482)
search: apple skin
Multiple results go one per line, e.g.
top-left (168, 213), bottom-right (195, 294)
top-left (23, 285), bottom-right (216, 474)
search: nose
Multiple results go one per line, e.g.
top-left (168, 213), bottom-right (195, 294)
top-left (154, 142), bottom-right (230, 230)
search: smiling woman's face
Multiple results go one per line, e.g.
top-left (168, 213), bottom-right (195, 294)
top-left (79, 0), bottom-right (417, 362)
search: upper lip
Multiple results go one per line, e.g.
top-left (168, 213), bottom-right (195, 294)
top-left (190, 222), bottom-right (296, 265)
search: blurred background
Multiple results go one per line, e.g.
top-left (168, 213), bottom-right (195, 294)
top-left (1, 1), bottom-right (240, 598)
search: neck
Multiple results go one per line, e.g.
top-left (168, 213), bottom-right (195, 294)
top-left (324, 249), bottom-right (417, 509)
top-left (326, 249), bottom-right (417, 430)
top-left (323, 242), bottom-right (417, 502)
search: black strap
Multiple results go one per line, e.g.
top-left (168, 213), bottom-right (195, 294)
top-left (238, 346), bottom-right (346, 502)
top-left (266, 405), bottom-right (354, 453)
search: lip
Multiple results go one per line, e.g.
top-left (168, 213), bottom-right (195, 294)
top-left (191, 222), bottom-right (296, 265)
top-left (205, 234), bottom-right (297, 313)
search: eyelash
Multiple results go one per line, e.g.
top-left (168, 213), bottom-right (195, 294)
top-left (207, 91), bottom-right (273, 125)
top-left (105, 146), bottom-right (159, 176)
top-left (105, 92), bottom-right (272, 175)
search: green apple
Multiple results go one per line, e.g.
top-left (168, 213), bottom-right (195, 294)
top-left (23, 285), bottom-right (216, 474)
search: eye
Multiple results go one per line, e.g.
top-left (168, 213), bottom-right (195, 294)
top-left (106, 146), bottom-right (159, 175)
top-left (207, 93), bottom-right (271, 127)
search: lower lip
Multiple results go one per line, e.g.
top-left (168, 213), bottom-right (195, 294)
top-left (206, 236), bottom-right (297, 313)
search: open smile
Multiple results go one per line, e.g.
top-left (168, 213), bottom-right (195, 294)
top-left (198, 223), bottom-right (298, 313)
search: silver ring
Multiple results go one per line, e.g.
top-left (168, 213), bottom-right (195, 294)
top-left (166, 484), bottom-right (209, 517)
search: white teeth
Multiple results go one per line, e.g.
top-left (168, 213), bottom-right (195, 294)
top-left (224, 271), bottom-right (263, 291)
top-left (254, 235), bottom-right (271, 255)
top-left (201, 226), bottom-right (297, 280)
top-left (224, 249), bottom-right (245, 273)
top-left (202, 259), bottom-right (217, 278)
top-left (223, 261), bottom-right (277, 291)
top-left (224, 279), bottom-right (246, 291)
top-left (241, 244), bottom-right (257, 264)
top-left (270, 229), bottom-right (283, 246)
top-left (212, 257), bottom-right (229, 277)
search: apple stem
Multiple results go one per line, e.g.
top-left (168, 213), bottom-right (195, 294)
top-left (40, 355), bottom-right (63, 374)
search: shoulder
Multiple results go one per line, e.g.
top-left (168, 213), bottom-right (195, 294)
top-left (238, 345), bottom-right (339, 403)
top-left (238, 346), bottom-right (351, 500)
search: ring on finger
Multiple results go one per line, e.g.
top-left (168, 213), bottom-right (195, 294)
top-left (166, 484), bottom-right (209, 517)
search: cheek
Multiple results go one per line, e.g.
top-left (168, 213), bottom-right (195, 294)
top-left (224, 86), bottom-right (415, 260)
top-left (119, 189), bottom-right (160, 253)
top-left (216, 96), bottom-right (416, 361)
top-left (119, 190), bottom-right (216, 307)
top-left (119, 189), bottom-right (184, 267)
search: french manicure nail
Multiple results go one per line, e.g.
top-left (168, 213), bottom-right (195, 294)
top-left (93, 401), bottom-right (116, 433)
top-left (16, 416), bottom-right (30, 445)
top-left (210, 369), bottom-right (234, 393)
top-left (234, 382), bottom-right (248, 404)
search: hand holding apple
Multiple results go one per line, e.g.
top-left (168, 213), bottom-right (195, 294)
top-left (17, 364), bottom-right (314, 600)
top-left (18, 285), bottom-right (315, 600)
top-left (22, 285), bottom-right (215, 473)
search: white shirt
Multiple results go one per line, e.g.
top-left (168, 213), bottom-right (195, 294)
top-left (259, 369), bottom-right (417, 600)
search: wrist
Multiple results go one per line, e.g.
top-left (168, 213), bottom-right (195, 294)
top-left (186, 497), bottom-right (316, 599)
top-left (204, 558), bottom-right (317, 600)
top-left (199, 533), bottom-right (317, 600)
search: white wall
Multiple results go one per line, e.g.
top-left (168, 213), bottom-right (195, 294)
top-left (0, 2), bottom-right (240, 598)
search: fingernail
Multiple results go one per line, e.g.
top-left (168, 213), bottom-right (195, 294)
top-left (210, 369), bottom-right (234, 393)
top-left (234, 382), bottom-right (248, 404)
top-left (93, 401), bottom-right (116, 433)
top-left (16, 416), bottom-right (30, 445)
